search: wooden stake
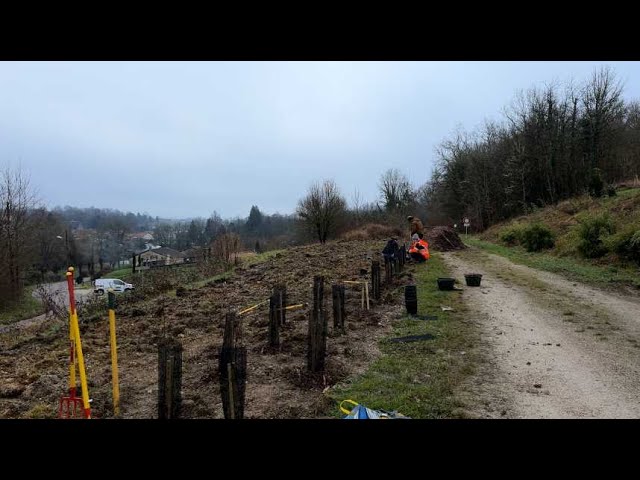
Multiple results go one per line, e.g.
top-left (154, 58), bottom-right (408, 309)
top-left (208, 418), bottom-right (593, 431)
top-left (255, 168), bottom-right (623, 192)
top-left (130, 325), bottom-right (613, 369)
top-left (227, 362), bottom-right (235, 420)
top-left (269, 293), bottom-right (279, 347)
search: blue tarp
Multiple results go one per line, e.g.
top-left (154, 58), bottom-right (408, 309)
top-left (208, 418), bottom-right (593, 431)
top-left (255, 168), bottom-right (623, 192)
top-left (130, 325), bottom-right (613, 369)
top-left (341, 400), bottom-right (409, 419)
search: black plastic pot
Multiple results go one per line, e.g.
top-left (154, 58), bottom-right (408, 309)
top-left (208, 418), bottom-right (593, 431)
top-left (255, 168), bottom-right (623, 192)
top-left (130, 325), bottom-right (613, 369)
top-left (464, 274), bottom-right (483, 287)
top-left (404, 285), bottom-right (417, 314)
top-left (437, 278), bottom-right (455, 291)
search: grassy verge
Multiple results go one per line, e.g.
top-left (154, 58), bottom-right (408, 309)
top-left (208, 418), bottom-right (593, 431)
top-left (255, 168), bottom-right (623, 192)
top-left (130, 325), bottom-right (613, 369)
top-left (189, 249), bottom-right (285, 290)
top-left (108, 267), bottom-right (132, 279)
top-left (326, 253), bottom-right (479, 418)
top-left (465, 236), bottom-right (640, 289)
top-left (0, 286), bottom-right (43, 325)
top-left (189, 271), bottom-right (233, 290)
top-left (239, 249), bottom-right (285, 268)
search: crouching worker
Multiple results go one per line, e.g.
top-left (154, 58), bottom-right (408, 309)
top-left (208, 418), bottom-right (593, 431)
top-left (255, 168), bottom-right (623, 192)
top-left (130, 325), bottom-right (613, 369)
top-left (382, 237), bottom-right (399, 262)
top-left (408, 234), bottom-right (430, 263)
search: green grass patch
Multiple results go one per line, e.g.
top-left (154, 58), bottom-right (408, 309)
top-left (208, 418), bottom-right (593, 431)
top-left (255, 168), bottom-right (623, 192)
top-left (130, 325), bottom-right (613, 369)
top-left (466, 236), bottom-right (640, 289)
top-left (242, 249), bottom-right (285, 267)
top-left (108, 267), bottom-right (134, 280)
top-left (190, 270), bottom-right (233, 289)
top-left (0, 286), bottom-right (43, 325)
top-left (189, 250), bottom-right (285, 290)
top-left (326, 253), bottom-right (478, 418)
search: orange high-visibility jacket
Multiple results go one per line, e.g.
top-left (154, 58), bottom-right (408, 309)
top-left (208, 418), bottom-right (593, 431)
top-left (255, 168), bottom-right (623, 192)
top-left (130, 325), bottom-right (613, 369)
top-left (409, 239), bottom-right (430, 260)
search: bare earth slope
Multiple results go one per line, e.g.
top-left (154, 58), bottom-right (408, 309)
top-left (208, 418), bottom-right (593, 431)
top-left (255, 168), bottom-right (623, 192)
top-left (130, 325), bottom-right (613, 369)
top-left (0, 240), bottom-right (406, 418)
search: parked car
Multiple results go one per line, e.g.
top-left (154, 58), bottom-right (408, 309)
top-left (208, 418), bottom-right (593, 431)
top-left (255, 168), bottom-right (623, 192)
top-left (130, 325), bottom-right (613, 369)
top-left (94, 278), bottom-right (134, 295)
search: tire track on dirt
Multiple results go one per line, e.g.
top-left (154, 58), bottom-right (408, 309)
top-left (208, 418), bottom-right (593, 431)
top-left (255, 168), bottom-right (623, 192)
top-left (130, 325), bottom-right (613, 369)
top-left (444, 248), bottom-right (640, 418)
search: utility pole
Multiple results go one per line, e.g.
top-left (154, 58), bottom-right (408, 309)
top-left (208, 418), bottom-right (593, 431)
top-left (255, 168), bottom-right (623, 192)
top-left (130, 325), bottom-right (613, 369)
top-left (65, 230), bottom-right (71, 268)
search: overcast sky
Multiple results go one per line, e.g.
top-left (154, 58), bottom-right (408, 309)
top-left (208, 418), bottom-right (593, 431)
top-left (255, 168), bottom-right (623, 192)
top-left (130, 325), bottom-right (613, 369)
top-left (2, 61), bottom-right (640, 220)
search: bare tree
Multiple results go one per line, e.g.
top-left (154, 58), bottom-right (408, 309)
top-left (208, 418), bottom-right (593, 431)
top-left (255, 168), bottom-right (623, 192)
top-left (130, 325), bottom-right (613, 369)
top-left (211, 232), bottom-right (241, 266)
top-left (378, 168), bottom-right (413, 214)
top-left (154, 223), bottom-right (175, 248)
top-left (30, 208), bottom-right (67, 280)
top-left (350, 188), bottom-right (364, 227)
top-left (297, 179), bottom-right (347, 244)
top-left (582, 66), bottom-right (625, 180)
top-left (0, 166), bottom-right (39, 303)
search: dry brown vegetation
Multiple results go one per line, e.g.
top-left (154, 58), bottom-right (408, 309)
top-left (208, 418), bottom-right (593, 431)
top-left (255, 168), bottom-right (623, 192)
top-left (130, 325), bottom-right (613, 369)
top-left (340, 223), bottom-right (403, 241)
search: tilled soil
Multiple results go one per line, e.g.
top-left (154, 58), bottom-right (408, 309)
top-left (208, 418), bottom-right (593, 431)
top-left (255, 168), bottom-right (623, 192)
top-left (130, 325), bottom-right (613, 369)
top-left (0, 239), bottom-right (412, 419)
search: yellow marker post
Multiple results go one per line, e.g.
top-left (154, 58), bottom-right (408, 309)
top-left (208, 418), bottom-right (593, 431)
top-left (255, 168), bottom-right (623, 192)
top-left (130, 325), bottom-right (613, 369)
top-left (283, 303), bottom-right (306, 312)
top-left (238, 299), bottom-right (269, 316)
top-left (66, 268), bottom-right (91, 419)
top-left (107, 289), bottom-right (120, 417)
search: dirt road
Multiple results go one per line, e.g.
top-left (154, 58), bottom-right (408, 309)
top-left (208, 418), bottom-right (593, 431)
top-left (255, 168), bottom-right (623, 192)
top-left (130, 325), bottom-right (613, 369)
top-left (444, 247), bottom-right (640, 419)
top-left (0, 281), bottom-right (93, 334)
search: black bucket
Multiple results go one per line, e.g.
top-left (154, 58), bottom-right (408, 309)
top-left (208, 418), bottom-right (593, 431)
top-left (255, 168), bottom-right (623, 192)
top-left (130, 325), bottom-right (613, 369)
top-left (464, 274), bottom-right (482, 287)
top-left (404, 285), bottom-right (417, 315)
top-left (437, 278), bottom-right (455, 291)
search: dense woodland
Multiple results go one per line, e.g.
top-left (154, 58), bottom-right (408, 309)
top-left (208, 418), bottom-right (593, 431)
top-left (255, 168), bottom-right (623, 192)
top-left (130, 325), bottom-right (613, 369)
top-left (3, 66), bottom-right (640, 305)
top-left (422, 67), bottom-right (640, 229)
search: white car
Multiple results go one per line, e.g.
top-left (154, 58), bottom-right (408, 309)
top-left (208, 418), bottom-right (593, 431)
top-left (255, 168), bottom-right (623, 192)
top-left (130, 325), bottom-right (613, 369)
top-left (94, 278), bottom-right (134, 295)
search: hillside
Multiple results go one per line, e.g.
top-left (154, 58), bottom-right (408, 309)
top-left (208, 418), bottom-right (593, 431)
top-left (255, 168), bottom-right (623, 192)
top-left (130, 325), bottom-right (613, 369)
top-left (476, 184), bottom-right (640, 289)
top-left (0, 239), bottom-right (408, 418)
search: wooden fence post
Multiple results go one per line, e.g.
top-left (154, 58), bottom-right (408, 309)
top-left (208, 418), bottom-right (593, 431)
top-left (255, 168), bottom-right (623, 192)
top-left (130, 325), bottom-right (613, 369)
top-left (332, 284), bottom-right (346, 331)
top-left (372, 260), bottom-right (380, 300)
top-left (277, 284), bottom-right (287, 326)
top-left (384, 256), bottom-right (392, 285)
top-left (158, 338), bottom-right (182, 419)
top-left (308, 276), bottom-right (327, 372)
top-left (219, 312), bottom-right (246, 419)
top-left (269, 293), bottom-right (279, 347)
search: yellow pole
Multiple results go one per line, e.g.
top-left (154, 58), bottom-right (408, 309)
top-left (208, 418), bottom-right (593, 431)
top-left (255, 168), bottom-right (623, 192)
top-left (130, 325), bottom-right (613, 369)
top-left (66, 270), bottom-right (91, 418)
top-left (238, 299), bottom-right (269, 316)
top-left (108, 290), bottom-right (120, 417)
top-left (283, 303), bottom-right (306, 311)
top-left (71, 311), bottom-right (91, 418)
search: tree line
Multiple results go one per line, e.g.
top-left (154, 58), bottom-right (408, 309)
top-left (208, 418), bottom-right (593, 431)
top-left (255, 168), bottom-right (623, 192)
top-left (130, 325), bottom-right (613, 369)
top-left (151, 208), bottom-right (298, 253)
top-left (5, 66), bottom-right (640, 304)
top-left (422, 66), bottom-right (640, 229)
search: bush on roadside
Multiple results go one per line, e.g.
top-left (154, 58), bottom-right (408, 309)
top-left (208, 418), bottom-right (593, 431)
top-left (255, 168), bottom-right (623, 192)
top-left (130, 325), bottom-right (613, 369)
top-left (519, 224), bottom-right (555, 252)
top-left (576, 213), bottom-right (615, 258)
top-left (499, 224), bottom-right (524, 246)
top-left (606, 224), bottom-right (640, 264)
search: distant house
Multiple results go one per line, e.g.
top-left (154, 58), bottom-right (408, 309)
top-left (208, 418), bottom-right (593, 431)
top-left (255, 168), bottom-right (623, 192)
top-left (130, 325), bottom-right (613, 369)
top-left (128, 232), bottom-right (155, 241)
top-left (138, 247), bottom-right (184, 267)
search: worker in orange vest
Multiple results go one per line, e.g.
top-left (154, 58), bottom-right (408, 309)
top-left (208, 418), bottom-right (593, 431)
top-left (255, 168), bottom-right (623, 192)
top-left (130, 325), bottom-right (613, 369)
top-left (408, 233), bottom-right (430, 262)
